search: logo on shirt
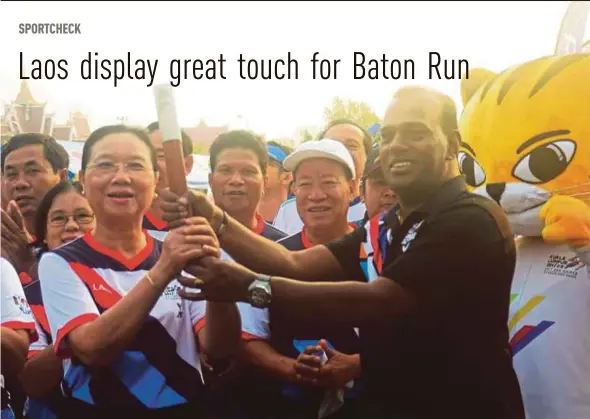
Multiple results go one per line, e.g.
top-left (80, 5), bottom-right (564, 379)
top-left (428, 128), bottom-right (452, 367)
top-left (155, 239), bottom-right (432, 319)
top-left (400, 220), bottom-right (424, 252)
top-left (543, 254), bottom-right (585, 279)
top-left (12, 295), bottom-right (32, 315)
top-left (163, 283), bottom-right (181, 300)
top-left (509, 294), bottom-right (555, 356)
top-left (92, 283), bottom-right (112, 293)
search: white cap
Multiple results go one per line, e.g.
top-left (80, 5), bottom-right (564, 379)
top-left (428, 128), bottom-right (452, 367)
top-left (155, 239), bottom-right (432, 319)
top-left (283, 139), bottom-right (356, 179)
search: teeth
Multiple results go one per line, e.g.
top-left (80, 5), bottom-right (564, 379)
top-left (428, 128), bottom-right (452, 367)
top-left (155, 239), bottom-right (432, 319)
top-left (393, 162), bottom-right (411, 168)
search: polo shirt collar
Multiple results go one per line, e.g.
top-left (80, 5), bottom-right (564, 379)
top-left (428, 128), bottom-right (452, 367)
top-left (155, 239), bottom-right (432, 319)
top-left (383, 175), bottom-right (468, 228)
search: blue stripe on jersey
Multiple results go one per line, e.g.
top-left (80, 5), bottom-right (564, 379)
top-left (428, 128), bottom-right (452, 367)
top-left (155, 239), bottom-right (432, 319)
top-left (1, 407), bottom-right (16, 419)
top-left (112, 352), bottom-right (186, 408)
top-left (65, 364), bottom-right (94, 404)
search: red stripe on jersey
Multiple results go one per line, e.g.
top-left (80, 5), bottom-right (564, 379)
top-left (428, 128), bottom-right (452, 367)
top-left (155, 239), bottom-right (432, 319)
top-left (30, 304), bottom-right (51, 336)
top-left (253, 214), bottom-right (265, 235)
top-left (19, 272), bottom-right (34, 285)
top-left (369, 215), bottom-right (383, 273)
top-left (2, 321), bottom-right (38, 343)
top-left (54, 313), bottom-right (99, 358)
top-left (27, 349), bottom-right (42, 359)
top-left (241, 331), bottom-right (266, 341)
top-left (144, 210), bottom-right (167, 231)
top-left (82, 231), bottom-right (155, 271)
top-left (69, 262), bottom-right (122, 309)
top-left (193, 317), bottom-right (206, 334)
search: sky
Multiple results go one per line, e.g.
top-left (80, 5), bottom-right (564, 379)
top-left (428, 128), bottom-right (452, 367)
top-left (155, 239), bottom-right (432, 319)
top-left (0, 1), bottom-right (587, 141)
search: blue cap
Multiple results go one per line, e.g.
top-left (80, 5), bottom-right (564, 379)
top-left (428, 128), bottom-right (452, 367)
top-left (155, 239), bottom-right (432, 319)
top-left (267, 144), bottom-right (288, 165)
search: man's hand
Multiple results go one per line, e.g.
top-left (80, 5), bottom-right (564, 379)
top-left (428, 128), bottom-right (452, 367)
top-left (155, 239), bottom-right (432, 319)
top-left (294, 344), bottom-right (323, 386)
top-left (540, 195), bottom-right (590, 248)
top-left (159, 188), bottom-right (216, 229)
top-left (1, 201), bottom-right (35, 274)
top-left (316, 340), bottom-right (361, 389)
top-left (293, 340), bottom-right (361, 389)
top-left (178, 258), bottom-right (254, 303)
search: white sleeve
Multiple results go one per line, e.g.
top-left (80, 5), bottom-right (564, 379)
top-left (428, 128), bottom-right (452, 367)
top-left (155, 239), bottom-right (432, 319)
top-left (188, 300), bottom-right (207, 334)
top-left (28, 316), bottom-right (50, 357)
top-left (38, 252), bottom-right (100, 357)
top-left (1, 258), bottom-right (37, 341)
top-left (238, 303), bottom-right (270, 340)
top-left (272, 200), bottom-right (303, 236)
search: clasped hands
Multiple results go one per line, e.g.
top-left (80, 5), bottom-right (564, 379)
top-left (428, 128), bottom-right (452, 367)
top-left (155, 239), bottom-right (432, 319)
top-left (158, 188), bottom-right (255, 303)
top-left (293, 339), bottom-right (361, 390)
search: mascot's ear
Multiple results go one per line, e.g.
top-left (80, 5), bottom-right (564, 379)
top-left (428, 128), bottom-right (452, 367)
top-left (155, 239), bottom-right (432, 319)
top-left (460, 68), bottom-right (496, 106)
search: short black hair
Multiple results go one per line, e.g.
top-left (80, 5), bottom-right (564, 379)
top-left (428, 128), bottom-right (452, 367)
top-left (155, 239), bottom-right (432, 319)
top-left (146, 121), bottom-right (194, 156)
top-left (209, 130), bottom-right (268, 175)
top-left (1, 133), bottom-right (69, 173)
top-left (393, 86), bottom-right (459, 140)
top-left (81, 125), bottom-right (157, 173)
top-left (33, 180), bottom-right (85, 254)
top-left (316, 119), bottom-right (373, 156)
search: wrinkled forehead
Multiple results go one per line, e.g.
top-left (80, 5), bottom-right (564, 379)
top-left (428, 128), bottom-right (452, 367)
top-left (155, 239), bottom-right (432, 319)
top-left (382, 92), bottom-right (443, 132)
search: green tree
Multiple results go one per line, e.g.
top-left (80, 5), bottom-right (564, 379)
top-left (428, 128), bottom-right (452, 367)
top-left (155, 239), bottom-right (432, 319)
top-left (323, 97), bottom-right (380, 131)
top-left (300, 128), bottom-right (315, 143)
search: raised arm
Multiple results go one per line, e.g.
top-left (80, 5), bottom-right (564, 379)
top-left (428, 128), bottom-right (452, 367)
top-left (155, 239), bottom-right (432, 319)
top-left (159, 189), bottom-right (344, 281)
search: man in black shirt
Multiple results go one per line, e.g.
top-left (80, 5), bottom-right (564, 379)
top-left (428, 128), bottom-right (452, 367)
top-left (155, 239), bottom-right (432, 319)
top-left (161, 86), bottom-right (525, 419)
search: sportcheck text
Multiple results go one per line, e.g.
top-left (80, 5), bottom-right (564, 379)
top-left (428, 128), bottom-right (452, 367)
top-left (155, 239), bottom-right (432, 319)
top-left (19, 23), bottom-right (81, 35)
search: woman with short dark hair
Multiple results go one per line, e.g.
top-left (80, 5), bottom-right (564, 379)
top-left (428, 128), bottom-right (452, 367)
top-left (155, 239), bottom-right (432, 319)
top-left (38, 125), bottom-right (241, 418)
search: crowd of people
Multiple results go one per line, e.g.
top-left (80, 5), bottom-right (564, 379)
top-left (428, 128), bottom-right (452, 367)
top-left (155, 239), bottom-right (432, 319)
top-left (0, 84), bottom-right (533, 419)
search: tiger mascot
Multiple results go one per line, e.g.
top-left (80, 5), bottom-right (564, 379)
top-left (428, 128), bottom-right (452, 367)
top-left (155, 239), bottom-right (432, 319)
top-left (458, 53), bottom-right (590, 418)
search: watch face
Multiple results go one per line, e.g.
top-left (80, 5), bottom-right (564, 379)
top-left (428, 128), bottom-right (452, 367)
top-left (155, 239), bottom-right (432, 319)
top-left (250, 288), bottom-right (269, 307)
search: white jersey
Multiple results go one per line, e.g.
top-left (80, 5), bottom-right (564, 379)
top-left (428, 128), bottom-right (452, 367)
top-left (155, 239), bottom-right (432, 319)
top-left (273, 197), bottom-right (366, 236)
top-left (38, 232), bottom-right (207, 411)
top-left (1, 257), bottom-right (37, 417)
top-left (1, 257), bottom-right (37, 334)
top-left (509, 236), bottom-right (590, 419)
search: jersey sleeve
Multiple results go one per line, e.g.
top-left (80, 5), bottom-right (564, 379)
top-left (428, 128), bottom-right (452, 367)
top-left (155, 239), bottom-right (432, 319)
top-left (38, 252), bottom-right (100, 357)
top-left (188, 300), bottom-right (207, 335)
top-left (28, 316), bottom-right (50, 358)
top-left (1, 258), bottom-right (38, 342)
top-left (272, 200), bottom-right (303, 236)
top-left (239, 303), bottom-right (270, 340)
top-left (177, 271), bottom-right (208, 335)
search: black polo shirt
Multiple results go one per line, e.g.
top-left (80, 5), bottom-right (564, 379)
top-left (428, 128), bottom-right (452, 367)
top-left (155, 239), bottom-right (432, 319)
top-left (325, 176), bottom-right (525, 419)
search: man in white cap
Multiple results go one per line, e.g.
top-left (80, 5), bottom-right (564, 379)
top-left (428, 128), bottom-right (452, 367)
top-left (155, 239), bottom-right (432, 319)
top-left (273, 120), bottom-right (372, 235)
top-left (238, 139), bottom-right (364, 419)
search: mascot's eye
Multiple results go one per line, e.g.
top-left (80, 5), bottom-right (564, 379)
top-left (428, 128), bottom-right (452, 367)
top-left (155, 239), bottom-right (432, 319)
top-left (458, 151), bottom-right (486, 187)
top-left (512, 140), bottom-right (576, 184)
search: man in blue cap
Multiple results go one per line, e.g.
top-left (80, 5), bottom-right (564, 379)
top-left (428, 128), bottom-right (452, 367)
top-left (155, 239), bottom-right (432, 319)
top-left (260, 141), bottom-right (293, 224)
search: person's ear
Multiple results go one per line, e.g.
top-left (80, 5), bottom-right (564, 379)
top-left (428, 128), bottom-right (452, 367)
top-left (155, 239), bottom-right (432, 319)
top-left (184, 155), bottom-right (194, 175)
top-left (446, 130), bottom-right (461, 160)
top-left (280, 171), bottom-right (292, 186)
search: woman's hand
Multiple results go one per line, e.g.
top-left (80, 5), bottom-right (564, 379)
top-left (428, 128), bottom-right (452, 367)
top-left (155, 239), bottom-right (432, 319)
top-left (159, 189), bottom-right (217, 229)
top-left (153, 217), bottom-right (221, 282)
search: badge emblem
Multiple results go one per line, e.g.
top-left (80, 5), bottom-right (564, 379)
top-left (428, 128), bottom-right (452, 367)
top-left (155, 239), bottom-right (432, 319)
top-left (401, 220), bottom-right (425, 252)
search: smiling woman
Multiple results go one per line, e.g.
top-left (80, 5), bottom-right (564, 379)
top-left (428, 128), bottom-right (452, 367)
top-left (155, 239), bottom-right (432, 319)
top-left (37, 125), bottom-right (241, 418)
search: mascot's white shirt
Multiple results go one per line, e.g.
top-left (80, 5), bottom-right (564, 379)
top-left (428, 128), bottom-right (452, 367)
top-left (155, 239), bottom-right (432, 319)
top-left (273, 197), bottom-right (366, 235)
top-left (510, 236), bottom-right (590, 419)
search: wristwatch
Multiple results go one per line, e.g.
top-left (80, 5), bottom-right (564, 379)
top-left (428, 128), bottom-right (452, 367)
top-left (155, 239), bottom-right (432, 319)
top-left (247, 274), bottom-right (272, 308)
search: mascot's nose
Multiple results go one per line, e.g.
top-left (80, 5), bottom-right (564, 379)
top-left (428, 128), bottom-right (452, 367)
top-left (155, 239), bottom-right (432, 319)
top-left (486, 183), bottom-right (506, 205)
